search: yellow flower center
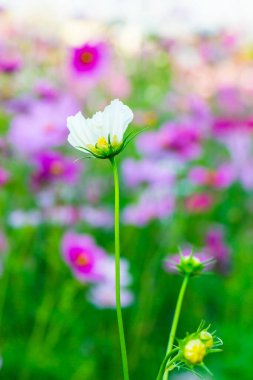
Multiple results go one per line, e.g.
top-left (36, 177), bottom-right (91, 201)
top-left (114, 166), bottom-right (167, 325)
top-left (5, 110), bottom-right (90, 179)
top-left (81, 52), bottom-right (93, 64)
top-left (183, 339), bottom-right (206, 364)
top-left (97, 136), bottom-right (109, 149)
top-left (75, 252), bottom-right (90, 267)
top-left (50, 162), bottom-right (64, 175)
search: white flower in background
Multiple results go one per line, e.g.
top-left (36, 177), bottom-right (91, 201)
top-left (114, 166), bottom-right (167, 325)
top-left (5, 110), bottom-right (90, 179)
top-left (96, 256), bottom-right (132, 286)
top-left (67, 99), bottom-right (134, 159)
top-left (88, 283), bottom-right (134, 309)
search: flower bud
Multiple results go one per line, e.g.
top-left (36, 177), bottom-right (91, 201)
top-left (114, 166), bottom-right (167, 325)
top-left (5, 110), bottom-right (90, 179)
top-left (177, 255), bottom-right (204, 276)
top-left (200, 330), bottom-right (214, 348)
top-left (183, 338), bottom-right (206, 364)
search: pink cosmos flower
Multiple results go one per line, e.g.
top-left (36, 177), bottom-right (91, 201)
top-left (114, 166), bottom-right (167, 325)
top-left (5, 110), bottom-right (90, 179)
top-left (185, 193), bottom-right (213, 213)
top-left (211, 118), bottom-right (240, 136)
top-left (70, 42), bottom-right (108, 77)
top-left (0, 167), bottom-right (10, 186)
top-left (61, 232), bottom-right (106, 283)
top-left (123, 187), bottom-right (175, 226)
top-left (122, 158), bottom-right (176, 188)
top-left (8, 96), bottom-right (79, 156)
top-left (137, 121), bottom-right (202, 161)
top-left (188, 164), bottom-right (235, 188)
top-left (31, 151), bottom-right (81, 188)
top-left (0, 54), bottom-right (22, 74)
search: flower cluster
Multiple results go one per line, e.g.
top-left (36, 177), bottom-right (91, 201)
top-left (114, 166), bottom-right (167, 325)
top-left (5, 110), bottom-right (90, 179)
top-left (177, 323), bottom-right (223, 372)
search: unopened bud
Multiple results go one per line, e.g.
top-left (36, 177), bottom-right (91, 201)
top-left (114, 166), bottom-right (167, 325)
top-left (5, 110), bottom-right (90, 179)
top-left (183, 338), bottom-right (206, 364)
top-left (200, 331), bottom-right (214, 348)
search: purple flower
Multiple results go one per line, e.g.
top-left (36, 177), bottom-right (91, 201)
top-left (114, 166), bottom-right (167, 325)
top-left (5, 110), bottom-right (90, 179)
top-left (61, 232), bottom-right (106, 283)
top-left (8, 96), bottom-right (79, 156)
top-left (212, 118), bottom-right (239, 136)
top-left (123, 187), bottom-right (175, 226)
top-left (122, 158), bottom-right (176, 188)
top-left (34, 80), bottom-right (59, 101)
top-left (31, 151), bottom-right (81, 188)
top-left (205, 228), bottom-right (231, 274)
top-left (137, 121), bottom-right (202, 161)
top-left (70, 42), bottom-right (108, 77)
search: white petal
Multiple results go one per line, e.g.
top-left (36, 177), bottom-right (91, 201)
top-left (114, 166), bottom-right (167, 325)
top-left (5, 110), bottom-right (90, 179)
top-left (67, 112), bottom-right (96, 147)
top-left (101, 99), bottom-right (133, 142)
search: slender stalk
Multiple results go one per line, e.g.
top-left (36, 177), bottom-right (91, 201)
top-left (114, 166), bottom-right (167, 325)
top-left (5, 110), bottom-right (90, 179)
top-left (110, 157), bottom-right (129, 380)
top-left (156, 348), bottom-right (179, 380)
top-left (163, 275), bottom-right (189, 380)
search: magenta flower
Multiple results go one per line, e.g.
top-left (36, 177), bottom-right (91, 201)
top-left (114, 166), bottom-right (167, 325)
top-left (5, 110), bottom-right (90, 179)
top-left (185, 193), bottom-right (213, 213)
top-left (70, 42), bottom-right (108, 77)
top-left (31, 151), bottom-right (81, 188)
top-left (137, 121), bottom-right (201, 161)
top-left (212, 118), bottom-right (239, 136)
top-left (188, 164), bottom-right (235, 188)
top-left (61, 232), bottom-right (106, 283)
top-left (0, 54), bottom-right (22, 74)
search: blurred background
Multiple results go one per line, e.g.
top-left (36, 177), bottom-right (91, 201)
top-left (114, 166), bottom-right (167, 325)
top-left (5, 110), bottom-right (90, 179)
top-left (1, 1), bottom-right (253, 379)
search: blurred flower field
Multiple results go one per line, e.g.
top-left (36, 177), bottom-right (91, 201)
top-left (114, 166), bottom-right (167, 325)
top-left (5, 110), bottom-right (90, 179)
top-left (0, 6), bottom-right (253, 380)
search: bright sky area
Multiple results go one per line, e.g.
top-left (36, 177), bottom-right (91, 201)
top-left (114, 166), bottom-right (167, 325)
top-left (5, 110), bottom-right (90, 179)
top-left (1, 0), bottom-right (253, 38)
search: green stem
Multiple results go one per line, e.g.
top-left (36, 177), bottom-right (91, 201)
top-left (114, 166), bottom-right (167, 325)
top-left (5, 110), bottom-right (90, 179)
top-left (156, 348), bottom-right (179, 380)
top-left (110, 157), bottom-right (129, 380)
top-left (163, 275), bottom-right (189, 380)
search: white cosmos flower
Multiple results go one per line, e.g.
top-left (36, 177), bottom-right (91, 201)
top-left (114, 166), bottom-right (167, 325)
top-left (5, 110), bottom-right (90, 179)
top-left (67, 99), bottom-right (134, 158)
